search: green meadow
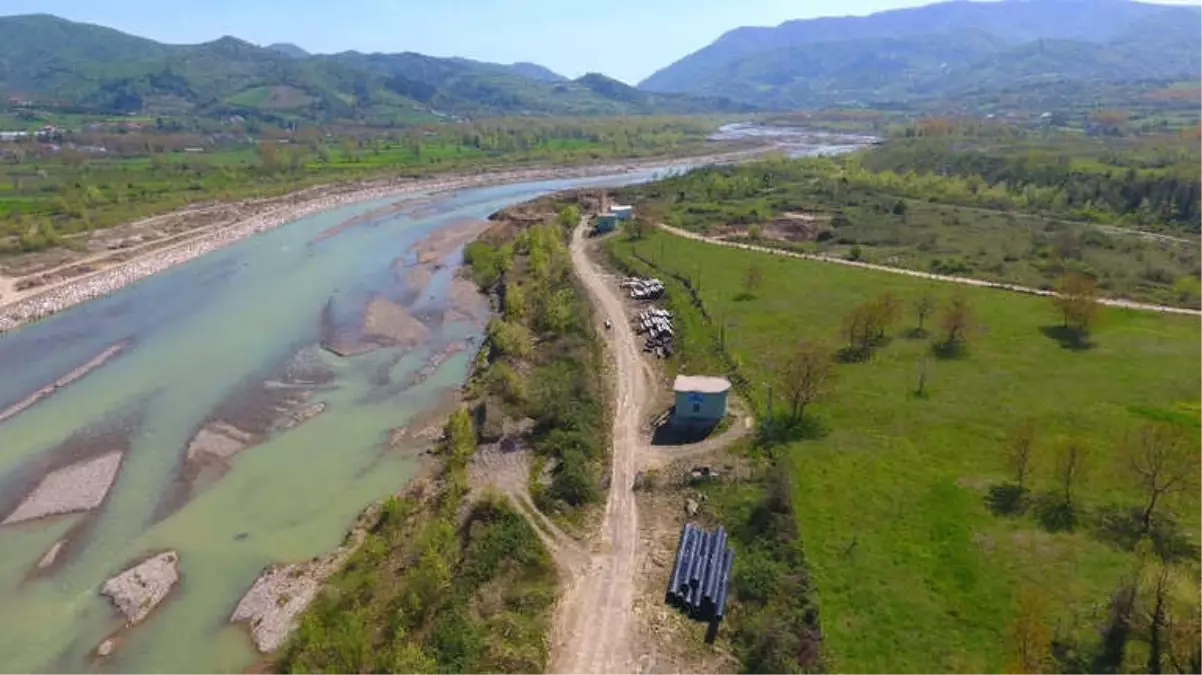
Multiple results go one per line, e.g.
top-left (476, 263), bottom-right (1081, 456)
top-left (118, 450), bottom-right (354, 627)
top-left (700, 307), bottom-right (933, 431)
top-left (608, 229), bottom-right (1200, 672)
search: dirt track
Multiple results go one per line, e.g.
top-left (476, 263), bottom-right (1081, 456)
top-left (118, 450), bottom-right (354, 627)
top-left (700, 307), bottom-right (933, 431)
top-left (659, 223), bottom-right (1202, 317)
top-left (550, 222), bottom-right (650, 674)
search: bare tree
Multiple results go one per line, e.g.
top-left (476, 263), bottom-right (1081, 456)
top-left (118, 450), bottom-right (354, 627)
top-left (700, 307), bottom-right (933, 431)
top-left (1005, 587), bottom-right (1051, 674)
top-left (1058, 437), bottom-right (1088, 510)
top-left (1124, 422), bottom-right (1196, 534)
top-left (780, 341), bottom-right (836, 423)
top-left (914, 293), bottom-right (935, 334)
top-left (841, 302), bottom-right (877, 357)
top-left (741, 262), bottom-right (764, 299)
top-left (938, 292), bottom-right (975, 353)
top-left (1006, 419), bottom-right (1038, 489)
top-left (873, 292), bottom-right (902, 339)
top-left (1052, 272), bottom-right (1100, 335)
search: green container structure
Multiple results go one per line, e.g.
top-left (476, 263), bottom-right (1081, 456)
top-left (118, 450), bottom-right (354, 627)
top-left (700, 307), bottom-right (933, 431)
top-left (594, 213), bottom-right (619, 234)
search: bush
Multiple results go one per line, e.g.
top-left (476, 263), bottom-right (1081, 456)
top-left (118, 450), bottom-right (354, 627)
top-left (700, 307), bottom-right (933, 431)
top-left (548, 449), bottom-right (599, 506)
top-left (488, 319), bottom-right (533, 360)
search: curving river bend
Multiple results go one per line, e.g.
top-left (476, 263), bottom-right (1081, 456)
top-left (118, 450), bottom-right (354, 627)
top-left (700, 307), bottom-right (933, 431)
top-left (0, 132), bottom-right (870, 673)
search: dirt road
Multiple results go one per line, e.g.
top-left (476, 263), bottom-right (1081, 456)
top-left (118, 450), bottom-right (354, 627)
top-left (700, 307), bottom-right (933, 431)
top-left (550, 223), bottom-right (651, 674)
top-left (659, 224), bottom-right (1202, 317)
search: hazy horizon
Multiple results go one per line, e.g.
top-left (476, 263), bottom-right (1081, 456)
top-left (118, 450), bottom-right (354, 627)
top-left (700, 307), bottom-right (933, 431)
top-left (3, 0), bottom-right (1201, 84)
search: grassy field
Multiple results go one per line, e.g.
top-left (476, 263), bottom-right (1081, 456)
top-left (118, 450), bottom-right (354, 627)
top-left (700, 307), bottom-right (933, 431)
top-left (0, 116), bottom-right (722, 253)
top-left (617, 152), bottom-right (1202, 309)
top-left (608, 228), bottom-right (1200, 672)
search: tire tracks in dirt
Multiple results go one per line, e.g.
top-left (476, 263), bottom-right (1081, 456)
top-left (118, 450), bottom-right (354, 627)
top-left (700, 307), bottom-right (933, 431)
top-left (548, 221), bottom-right (651, 674)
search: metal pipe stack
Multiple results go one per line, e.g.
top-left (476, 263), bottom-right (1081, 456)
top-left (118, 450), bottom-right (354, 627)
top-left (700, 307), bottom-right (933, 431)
top-left (664, 522), bottom-right (736, 625)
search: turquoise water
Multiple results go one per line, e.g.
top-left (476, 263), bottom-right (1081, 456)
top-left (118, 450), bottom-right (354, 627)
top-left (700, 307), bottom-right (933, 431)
top-left (0, 168), bottom-right (675, 673)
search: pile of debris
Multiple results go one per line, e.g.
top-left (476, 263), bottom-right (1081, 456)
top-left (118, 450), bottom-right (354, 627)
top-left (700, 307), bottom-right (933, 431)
top-left (620, 276), bottom-right (664, 300)
top-left (634, 307), bottom-right (674, 358)
top-left (665, 522), bottom-right (734, 629)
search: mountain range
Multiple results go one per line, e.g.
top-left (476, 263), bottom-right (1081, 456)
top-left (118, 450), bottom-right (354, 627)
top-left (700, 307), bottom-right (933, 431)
top-left (0, 14), bottom-right (749, 124)
top-left (639, 0), bottom-right (1202, 109)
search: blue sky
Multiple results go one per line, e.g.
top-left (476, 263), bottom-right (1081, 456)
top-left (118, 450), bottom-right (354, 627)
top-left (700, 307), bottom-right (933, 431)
top-left (6, 0), bottom-right (1201, 84)
top-left (16, 0), bottom-right (814, 83)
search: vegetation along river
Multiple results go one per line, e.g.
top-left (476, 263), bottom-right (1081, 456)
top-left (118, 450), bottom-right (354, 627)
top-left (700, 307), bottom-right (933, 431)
top-left (0, 165), bottom-right (701, 673)
top-left (0, 131), bottom-right (869, 673)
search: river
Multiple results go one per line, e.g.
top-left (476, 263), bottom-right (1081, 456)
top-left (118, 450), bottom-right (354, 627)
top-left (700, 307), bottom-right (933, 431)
top-left (0, 165), bottom-right (700, 673)
top-left (0, 129), bottom-right (869, 673)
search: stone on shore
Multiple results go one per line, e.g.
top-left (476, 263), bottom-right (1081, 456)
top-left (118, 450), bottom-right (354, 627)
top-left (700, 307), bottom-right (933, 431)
top-left (100, 551), bottom-right (180, 625)
top-left (230, 562), bottom-right (323, 654)
top-left (96, 639), bottom-right (115, 657)
top-left (2, 452), bottom-right (123, 525)
top-left (37, 539), bottom-right (68, 569)
top-left (185, 422), bottom-right (255, 464)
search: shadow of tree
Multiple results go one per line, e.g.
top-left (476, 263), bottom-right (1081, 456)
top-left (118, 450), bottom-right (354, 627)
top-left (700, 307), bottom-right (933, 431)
top-left (756, 411), bottom-right (828, 446)
top-left (733, 291), bottom-right (757, 302)
top-left (931, 340), bottom-right (968, 360)
top-left (1093, 505), bottom-right (1200, 562)
top-left (1034, 492), bottom-right (1078, 532)
top-left (985, 482), bottom-right (1028, 516)
top-left (904, 327), bottom-right (929, 340)
top-left (1040, 325), bottom-right (1095, 351)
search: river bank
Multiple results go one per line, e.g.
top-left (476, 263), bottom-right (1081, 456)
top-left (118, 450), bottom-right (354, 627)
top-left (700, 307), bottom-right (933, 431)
top-left (0, 148), bottom-right (770, 335)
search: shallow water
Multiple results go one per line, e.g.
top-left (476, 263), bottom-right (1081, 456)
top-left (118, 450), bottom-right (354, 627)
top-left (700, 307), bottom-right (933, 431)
top-left (0, 167), bottom-right (680, 673)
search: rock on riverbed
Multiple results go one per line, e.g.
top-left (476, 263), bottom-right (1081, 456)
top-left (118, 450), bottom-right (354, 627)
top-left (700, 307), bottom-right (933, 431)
top-left (100, 551), bottom-right (180, 625)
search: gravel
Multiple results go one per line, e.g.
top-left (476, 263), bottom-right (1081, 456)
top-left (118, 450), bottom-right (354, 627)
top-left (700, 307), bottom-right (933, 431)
top-left (229, 562), bottom-right (323, 654)
top-left (2, 452), bottom-right (123, 525)
top-left (100, 551), bottom-right (180, 625)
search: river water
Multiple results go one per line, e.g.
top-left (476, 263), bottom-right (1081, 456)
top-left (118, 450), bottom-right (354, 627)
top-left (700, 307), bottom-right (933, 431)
top-left (0, 165), bottom-right (690, 673)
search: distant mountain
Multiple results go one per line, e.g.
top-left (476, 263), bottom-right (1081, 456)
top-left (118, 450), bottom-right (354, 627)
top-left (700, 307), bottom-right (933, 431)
top-left (639, 0), bottom-right (1202, 108)
top-left (265, 42), bottom-right (309, 59)
top-left (0, 14), bottom-right (748, 123)
top-left (506, 62), bottom-right (567, 82)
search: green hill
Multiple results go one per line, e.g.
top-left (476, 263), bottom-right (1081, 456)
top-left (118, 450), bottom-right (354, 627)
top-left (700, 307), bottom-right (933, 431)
top-left (0, 14), bottom-right (750, 123)
top-left (638, 0), bottom-right (1201, 109)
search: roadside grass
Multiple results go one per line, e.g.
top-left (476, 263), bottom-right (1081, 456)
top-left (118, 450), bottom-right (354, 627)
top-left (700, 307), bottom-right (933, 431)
top-left (609, 228), bottom-right (1201, 672)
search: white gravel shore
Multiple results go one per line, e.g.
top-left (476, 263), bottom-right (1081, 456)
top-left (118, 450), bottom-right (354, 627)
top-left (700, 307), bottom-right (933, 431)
top-left (1, 452), bottom-right (123, 525)
top-left (100, 551), bottom-right (181, 625)
top-left (0, 149), bottom-right (767, 334)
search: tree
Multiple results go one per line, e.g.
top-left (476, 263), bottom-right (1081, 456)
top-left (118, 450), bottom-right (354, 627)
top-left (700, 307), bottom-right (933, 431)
top-left (841, 302), bottom-right (877, 358)
top-left (1124, 422), bottom-right (1196, 534)
top-left (1006, 419), bottom-right (1037, 489)
top-left (913, 293), bottom-right (935, 334)
top-left (1005, 587), bottom-right (1052, 674)
top-left (1058, 437), bottom-right (1088, 511)
top-left (624, 218), bottom-right (648, 240)
top-left (741, 262), bottom-right (764, 299)
top-left (748, 224), bottom-right (764, 240)
top-left (779, 341), bottom-right (835, 423)
top-left (872, 292), bottom-right (902, 339)
top-left (558, 205), bottom-right (580, 230)
top-left (257, 141), bottom-right (279, 174)
top-left (1052, 272), bottom-right (1099, 335)
top-left (938, 292), bottom-right (975, 354)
